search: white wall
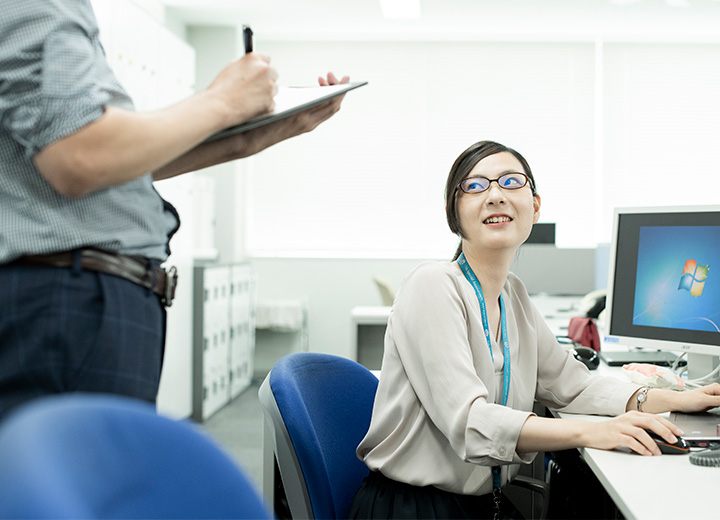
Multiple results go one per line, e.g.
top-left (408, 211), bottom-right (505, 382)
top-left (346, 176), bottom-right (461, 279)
top-left (242, 39), bottom-right (720, 255)
top-left (601, 42), bottom-right (720, 238)
top-left (246, 40), bottom-right (596, 254)
top-left (250, 246), bottom-right (596, 359)
top-left (186, 26), bottom-right (248, 263)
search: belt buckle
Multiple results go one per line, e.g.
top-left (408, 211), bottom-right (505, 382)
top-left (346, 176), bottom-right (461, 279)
top-left (163, 266), bottom-right (178, 307)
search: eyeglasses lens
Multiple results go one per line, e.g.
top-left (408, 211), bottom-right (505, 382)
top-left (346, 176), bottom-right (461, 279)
top-left (459, 173), bottom-right (528, 194)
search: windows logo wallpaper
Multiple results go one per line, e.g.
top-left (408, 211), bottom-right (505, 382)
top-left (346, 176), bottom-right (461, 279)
top-left (678, 259), bottom-right (709, 297)
top-left (632, 226), bottom-right (720, 333)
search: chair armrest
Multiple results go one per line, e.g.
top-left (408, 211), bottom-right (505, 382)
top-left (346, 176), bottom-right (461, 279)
top-left (509, 475), bottom-right (550, 519)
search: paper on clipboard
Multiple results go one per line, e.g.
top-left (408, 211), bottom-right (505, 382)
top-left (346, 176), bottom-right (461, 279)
top-left (206, 81), bottom-right (367, 142)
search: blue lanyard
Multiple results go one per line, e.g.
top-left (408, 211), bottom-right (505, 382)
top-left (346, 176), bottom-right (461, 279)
top-left (457, 252), bottom-right (511, 491)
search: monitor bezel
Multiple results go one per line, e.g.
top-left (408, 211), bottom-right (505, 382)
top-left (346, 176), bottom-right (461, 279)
top-left (604, 204), bottom-right (720, 357)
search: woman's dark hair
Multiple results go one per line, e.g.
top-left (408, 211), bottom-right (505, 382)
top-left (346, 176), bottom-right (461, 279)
top-left (444, 140), bottom-right (537, 260)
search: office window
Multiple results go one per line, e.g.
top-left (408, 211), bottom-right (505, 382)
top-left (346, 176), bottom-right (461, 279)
top-left (245, 41), bottom-right (596, 256)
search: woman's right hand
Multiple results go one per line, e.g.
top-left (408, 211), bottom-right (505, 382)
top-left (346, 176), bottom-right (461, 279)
top-left (583, 411), bottom-right (684, 456)
top-left (206, 52), bottom-right (279, 126)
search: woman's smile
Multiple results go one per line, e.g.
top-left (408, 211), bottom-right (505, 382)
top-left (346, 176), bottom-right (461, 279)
top-left (483, 214), bottom-right (513, 225)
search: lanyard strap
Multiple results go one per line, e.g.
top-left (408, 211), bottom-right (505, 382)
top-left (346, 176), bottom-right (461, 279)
top-left (457, 253), bottom-right (511, 491)
top-left (457, 253), bottom-right (511, 405)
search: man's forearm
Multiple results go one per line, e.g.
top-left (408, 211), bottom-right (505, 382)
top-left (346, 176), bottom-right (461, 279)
top-left (154, 97), bottom-right (344, 181)
top-left (33, 92), bottom-right (240, 197)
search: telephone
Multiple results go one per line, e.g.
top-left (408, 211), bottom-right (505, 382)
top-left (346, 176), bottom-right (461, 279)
top-left (578, 289), bottom-right (606, 320)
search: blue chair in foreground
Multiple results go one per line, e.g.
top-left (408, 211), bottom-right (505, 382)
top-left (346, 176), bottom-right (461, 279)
top-left (0, 394), bottom-right (272, 520)
top-left (259, 353), bottom-right (379, 519)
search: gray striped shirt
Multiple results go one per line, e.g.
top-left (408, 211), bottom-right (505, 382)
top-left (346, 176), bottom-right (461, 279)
top-left (0, 0), bottom-right (179, 263)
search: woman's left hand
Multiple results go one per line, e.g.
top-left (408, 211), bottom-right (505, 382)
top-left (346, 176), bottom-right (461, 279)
top-left (672, 383), bottom-right (720, 413)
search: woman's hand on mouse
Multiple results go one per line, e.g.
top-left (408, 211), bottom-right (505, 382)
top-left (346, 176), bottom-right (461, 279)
top-left (518, 413), bottom-right (677, 456)
top-left (582, 411), bottom-right (683, 456)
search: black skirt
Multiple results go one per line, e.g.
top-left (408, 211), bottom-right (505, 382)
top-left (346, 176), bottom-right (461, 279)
top-left (348, 471), bottom-right (523, 520)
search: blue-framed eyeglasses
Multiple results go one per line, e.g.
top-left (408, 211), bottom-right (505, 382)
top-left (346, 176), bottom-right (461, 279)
top-left (457, 172), bottom-right (534, 194)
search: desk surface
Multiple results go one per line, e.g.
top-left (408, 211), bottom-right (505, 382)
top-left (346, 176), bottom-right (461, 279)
top-left (350, 306), bottom-right (391, 325)
top-left (579, 442), bottom-right (715, 520)
top-left (558, 364), bottom-right (717, 520)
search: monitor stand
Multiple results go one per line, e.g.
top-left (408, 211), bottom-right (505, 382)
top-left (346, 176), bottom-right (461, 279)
top-left (687, 352), bottom-right (720, 382)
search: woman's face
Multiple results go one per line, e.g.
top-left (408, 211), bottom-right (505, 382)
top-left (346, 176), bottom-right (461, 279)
top-left (456, 152), bottom-right (541, 253)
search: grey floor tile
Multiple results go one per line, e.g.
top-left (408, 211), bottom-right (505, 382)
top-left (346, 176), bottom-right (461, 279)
top-left (198, 382), bottom-right (265, 490)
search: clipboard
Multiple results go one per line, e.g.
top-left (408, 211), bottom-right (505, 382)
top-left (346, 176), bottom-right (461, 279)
top-left (206, 81), bottom-right (368, 142)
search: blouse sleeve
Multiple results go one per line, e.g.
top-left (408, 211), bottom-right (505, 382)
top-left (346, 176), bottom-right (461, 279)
top-left (530, 300), bottom-right (640, 416)
top-left (389, 263), bottom-right (534, 466)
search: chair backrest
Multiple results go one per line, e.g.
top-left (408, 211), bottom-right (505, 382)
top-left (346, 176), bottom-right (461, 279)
top-left (0, 393), bottom-right (272, 520)
top-left (373, 276), bottom-right (396, 307)
top-left (259, 353), bottom-right (379, 519)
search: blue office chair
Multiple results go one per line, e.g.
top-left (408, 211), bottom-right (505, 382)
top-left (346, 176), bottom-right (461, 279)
top-left (258, 353), bottom-right (379, 519)
top-left (260, 353), bottom-right (551, 520)
top-left (0, 393), bottom-right (272, 520)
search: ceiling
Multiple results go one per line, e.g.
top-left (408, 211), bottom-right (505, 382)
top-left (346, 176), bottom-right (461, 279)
top-left (159, 0), bottom-right (720, 41)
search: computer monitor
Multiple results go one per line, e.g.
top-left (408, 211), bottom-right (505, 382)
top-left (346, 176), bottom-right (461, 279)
top-left (604, 205), bottom-right (720, 383)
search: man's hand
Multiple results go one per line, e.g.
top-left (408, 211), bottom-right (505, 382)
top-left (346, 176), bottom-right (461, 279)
top-left (205, 52), bottom-right (279, 127)
top-left (217, 71), bottom-right (351, 158)
top-left (152, 72), bottom-right (352, 181)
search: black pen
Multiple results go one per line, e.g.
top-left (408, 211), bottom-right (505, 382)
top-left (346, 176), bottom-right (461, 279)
top-left (243, 25), bottom-right (253, 54)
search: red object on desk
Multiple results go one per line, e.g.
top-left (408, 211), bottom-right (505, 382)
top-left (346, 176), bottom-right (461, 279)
top-left (567, 317), bottom-right (601, 352)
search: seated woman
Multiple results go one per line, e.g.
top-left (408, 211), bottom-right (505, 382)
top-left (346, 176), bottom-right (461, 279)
top-left (349, 140), bottom-right (720, 519)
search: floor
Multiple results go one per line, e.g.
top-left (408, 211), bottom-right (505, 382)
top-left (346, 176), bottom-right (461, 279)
top-left (198, 380), bottom-right (266, 491)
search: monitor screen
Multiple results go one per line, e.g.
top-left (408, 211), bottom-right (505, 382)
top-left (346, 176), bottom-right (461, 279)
top-left (605, 206), bottom-right (720, 358)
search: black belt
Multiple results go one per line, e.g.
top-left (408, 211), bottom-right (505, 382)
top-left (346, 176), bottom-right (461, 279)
top-left (8, 249), bottom-right (178, 307)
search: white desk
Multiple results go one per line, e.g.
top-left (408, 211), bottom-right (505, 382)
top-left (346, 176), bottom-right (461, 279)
top-left (576, 441), bottom-right (715, 520)
top-left (528, 294), bottom-right (581, 337)
top-left (558, 363), bottom-right (717, 520)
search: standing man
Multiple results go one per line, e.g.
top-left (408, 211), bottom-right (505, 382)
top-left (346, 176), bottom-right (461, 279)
top-left (0, 0), bottom-right (349, 419)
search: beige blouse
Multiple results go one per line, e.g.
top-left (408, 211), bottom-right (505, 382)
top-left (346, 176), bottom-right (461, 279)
top-left (356, 261), bottom-right (640, 496)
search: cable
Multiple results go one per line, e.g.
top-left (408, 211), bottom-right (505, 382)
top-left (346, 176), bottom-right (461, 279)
top-left (689, 444), bottom-right (720, 467)
top-left (684, 362), bottom-right (720, 389)
top-left (671, 352), bottom-right (687, 373)
top-left (671, 352), bottom-right (720, 389)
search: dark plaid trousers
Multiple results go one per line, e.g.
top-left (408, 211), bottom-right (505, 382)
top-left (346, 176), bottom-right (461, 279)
top-left (0, 262), bottom-right (166, 421)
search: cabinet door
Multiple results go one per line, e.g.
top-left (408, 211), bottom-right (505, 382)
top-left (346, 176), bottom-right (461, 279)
top-left (230, 265), bottom-right (257, 398)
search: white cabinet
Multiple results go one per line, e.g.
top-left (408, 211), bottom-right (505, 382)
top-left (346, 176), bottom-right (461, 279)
top-left (230, 265), bottom-right (257, 398)
top-left (193, 265), bottom-right (256, 421)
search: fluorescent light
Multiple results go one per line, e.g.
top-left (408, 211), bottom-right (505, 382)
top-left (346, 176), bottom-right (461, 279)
top-left (379, 0), bottom-right (421, 20)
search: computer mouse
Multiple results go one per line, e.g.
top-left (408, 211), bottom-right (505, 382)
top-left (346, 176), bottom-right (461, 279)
top-left (645, 429), bottom-right (690, 455)
top-left (572, 346), bottom-right (599, 370)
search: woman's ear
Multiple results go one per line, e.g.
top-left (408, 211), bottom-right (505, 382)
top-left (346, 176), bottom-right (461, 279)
top-left (533, 194), bottom-right (542, 224)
